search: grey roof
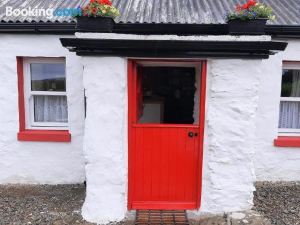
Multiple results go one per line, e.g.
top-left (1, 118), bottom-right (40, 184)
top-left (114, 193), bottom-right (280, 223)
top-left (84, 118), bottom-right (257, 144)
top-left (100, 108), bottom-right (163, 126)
top-left (0, 0), bottom-right (299, 25)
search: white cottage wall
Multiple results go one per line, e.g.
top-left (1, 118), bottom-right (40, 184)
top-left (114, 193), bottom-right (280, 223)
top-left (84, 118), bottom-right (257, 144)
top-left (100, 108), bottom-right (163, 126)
top-left (76, 33), bottom-right (281, 223)
top-left (79, 56), bottom-right (263, 222)
top-left (81, 57), bottom-right (128, 224)
top-left (199, 59), bottom-right (261, 214)
top-left (0, 34), bottom-right (85, 184)
top-left (255, 39), bottom-right (300, 181)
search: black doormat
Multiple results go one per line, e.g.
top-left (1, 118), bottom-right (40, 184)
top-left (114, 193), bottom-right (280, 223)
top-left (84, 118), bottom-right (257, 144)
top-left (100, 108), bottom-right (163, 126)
top-left (135, 210), bottom-right (189, 225)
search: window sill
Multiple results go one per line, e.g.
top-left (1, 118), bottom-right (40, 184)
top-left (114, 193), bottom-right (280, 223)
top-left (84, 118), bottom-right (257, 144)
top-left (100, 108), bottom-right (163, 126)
top-left (274, 136), bottom-right (300, 147)
top-left (18, 130), bottom-right (71, 142)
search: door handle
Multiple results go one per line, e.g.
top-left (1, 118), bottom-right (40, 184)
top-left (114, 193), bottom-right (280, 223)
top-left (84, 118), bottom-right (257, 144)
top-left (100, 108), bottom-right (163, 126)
top-left (188, 132), bottom-right (194, 138)
top-left (188, 132), bottom-right (198, 138)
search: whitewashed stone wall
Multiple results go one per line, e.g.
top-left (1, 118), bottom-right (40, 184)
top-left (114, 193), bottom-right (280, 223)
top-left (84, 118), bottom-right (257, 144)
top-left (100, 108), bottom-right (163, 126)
top-left (76, 34), bottom-right (281, 223)
top-left (80, 56), bottom-right (263, 222)
top-left (200, 59), bottom-right (261, 213)
top-left (254, 39), bottom-right (300, 181)
top-left (0, 34), bottom-right (85, 184)
top-left (81, 57), bottom-right (128, 223)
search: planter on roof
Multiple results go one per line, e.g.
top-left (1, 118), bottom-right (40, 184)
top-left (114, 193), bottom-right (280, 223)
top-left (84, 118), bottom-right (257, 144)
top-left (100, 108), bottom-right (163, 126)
top-left (228, 18), bottom-right (267, 35)
top-left (76, 16), bottom-right (115, 33)
top-left (75, 0), bottom-right (120, 33)
top-left (226, 0), bottom-right (275, 35)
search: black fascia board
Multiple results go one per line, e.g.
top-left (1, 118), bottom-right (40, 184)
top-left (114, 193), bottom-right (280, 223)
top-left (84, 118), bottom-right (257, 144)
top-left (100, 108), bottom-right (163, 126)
top-left (0, 22), bottom-right (76, 34)
top-left (113, 23), bottom-right (228, 35)
top-left (266, 25), bottom-right (300, 38)
top-left (60, 38), bottom-right (288, 59)
top-left (75, 51), bottom-right (272, 59)
top-left (0, 22), bottom-right (300, 38)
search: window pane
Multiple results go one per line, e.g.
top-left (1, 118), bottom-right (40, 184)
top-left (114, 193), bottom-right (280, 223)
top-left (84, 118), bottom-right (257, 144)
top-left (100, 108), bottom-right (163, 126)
top-left (34, 95), bottom-right (68, 123)
top-left (281, 69), bottom-right (300, 97)
top-left (279, 101), bottom-right (300, 129)
top-left (137, 67), bottom-right (197, 124)
top-left (31, 63), bottom-right (66, 91)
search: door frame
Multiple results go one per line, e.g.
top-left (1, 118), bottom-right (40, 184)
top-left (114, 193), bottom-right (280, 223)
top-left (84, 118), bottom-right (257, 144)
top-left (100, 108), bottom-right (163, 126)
top-left (127, 59), bottom-right (207, 210)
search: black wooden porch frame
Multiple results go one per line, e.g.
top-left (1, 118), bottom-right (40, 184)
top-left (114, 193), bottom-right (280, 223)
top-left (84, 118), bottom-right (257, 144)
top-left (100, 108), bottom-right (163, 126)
top-left (0, 22), bottom-right (299, 38)
top-left (60, 38), bottom-right (287, 59)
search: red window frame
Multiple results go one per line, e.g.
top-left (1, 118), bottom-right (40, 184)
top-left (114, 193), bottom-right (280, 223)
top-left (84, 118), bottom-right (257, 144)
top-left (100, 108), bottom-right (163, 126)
top-left (16, 57), bottom-right (71, 142)
top-left (274, 136), bottom-right (300, 147)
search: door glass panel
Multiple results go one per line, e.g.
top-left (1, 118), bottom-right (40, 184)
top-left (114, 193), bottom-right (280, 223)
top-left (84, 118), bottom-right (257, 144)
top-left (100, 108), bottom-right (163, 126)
top-left (137, 66), bottom-right (199, 124)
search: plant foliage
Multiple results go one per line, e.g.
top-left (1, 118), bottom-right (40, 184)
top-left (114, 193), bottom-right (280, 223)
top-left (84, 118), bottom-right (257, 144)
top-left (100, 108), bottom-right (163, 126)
top-left (79, 0), bottom-right (120, 18)
top-left (227, 0), bottom-right (275, 21)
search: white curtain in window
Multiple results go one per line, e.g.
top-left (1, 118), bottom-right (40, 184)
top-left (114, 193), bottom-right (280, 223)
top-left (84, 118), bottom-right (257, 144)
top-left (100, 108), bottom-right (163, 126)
top-left (279, 70), bottom-right (300, 129)
top-left (34, 96), bottom-right (68, 123)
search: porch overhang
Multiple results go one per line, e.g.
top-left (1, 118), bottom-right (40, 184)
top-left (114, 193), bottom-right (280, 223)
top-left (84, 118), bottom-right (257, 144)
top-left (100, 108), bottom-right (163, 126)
top-left (60, 37), bottom-right (287, 59)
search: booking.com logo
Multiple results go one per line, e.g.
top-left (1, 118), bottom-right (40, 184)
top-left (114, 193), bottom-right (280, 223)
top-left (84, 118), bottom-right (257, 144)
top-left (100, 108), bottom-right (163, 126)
top-left (5, 7), bottom-right (82, 18)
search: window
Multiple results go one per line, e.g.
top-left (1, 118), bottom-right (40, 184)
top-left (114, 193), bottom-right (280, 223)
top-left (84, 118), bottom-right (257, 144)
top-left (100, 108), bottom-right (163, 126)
top-left (279, 62), bottom-right (300, 134)
top-left (24, 58), bottom-right (68, 128)
top-left (17, 57), bottom-right (71, 142)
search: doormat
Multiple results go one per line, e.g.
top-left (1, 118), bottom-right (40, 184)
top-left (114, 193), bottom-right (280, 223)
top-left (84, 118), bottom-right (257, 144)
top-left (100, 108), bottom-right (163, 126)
top-left (135, 210), bottom-right (189, 225)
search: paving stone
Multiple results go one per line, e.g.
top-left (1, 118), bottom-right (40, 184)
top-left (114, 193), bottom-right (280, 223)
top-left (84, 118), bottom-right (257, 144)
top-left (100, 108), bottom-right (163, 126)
top-left (230, 211), bottom-right (271, 225)
top-left (189, 214), bottom-right (228, 225)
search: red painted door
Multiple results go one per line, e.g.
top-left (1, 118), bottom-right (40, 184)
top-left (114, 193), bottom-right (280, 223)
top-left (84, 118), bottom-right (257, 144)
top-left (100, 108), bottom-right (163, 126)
top-left (128, 60), bottom-right (206, 210)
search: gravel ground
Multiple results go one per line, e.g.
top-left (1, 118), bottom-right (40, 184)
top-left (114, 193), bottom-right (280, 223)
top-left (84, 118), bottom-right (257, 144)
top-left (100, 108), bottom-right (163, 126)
top-left (254, 181), bottom-right (300, 225)
top-left (0, 182), bottom-right (299, 225)
top-left (0, 184), bottom-right (95, 225)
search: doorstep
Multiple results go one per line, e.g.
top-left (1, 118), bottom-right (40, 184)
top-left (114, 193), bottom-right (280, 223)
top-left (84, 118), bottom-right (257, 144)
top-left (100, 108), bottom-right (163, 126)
top-left (135, 210), bottom-right (189, 225)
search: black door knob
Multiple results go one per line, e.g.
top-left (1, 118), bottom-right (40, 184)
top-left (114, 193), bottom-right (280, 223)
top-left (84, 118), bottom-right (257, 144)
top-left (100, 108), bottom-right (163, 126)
top-left (188, 132), bottom-right (194, 138)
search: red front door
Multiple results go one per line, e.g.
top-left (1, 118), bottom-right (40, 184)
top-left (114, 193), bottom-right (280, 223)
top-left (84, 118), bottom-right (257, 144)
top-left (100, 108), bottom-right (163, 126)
top-left (128, 60), bottom-right (206, 210)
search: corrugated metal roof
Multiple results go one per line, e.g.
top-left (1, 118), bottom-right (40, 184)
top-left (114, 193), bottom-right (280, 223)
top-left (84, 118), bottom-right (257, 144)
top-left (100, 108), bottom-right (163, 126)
top-left (0, 0), bottom-right (299, 25)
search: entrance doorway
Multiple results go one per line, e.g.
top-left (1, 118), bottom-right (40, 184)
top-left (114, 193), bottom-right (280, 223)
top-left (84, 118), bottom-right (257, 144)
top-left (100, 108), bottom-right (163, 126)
top-left (128, 60), bottom-right (206, 210)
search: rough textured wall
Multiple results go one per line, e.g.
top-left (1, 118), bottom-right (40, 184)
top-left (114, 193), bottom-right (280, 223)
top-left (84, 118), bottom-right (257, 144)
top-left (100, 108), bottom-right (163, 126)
top-left (81, 57), bottom-right (128, 224)
top-left (255, 40), bottom-right (300, 181)
top-left (79, 56), bottom-right (263, 222)
top-left (200, 59), bottom-right (261, 213)
top-left (0, 35), bottom-right (85, 184)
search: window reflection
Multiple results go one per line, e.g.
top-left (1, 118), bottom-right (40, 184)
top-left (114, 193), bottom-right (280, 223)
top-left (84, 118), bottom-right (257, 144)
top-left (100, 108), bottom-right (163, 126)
top-left (30, 63), bottom-right (66, 92)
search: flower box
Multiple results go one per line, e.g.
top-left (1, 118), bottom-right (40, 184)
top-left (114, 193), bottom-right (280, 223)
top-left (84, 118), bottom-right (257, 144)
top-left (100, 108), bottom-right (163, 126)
top-left (75, 0), bottom-right (119, 33)
top-left (228, 18), bottom-right (267, 35)
top-left (76, 16), bottom-right (115, 32)
top-left (226, 0), bottom-right (275, 35)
